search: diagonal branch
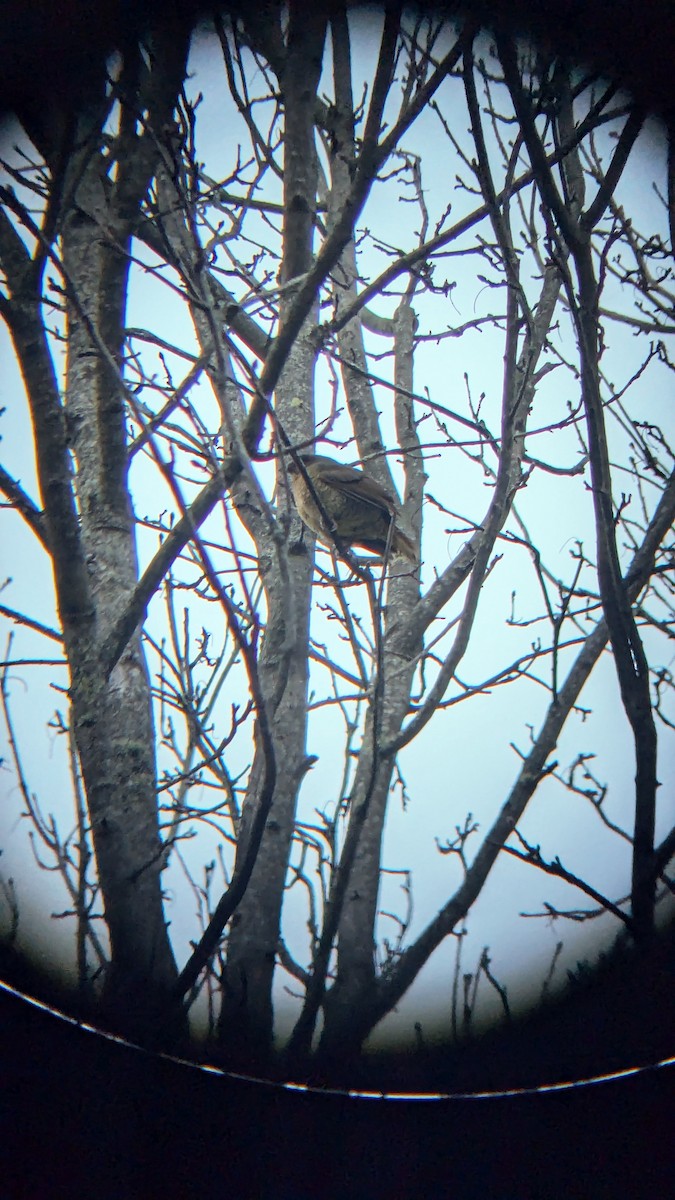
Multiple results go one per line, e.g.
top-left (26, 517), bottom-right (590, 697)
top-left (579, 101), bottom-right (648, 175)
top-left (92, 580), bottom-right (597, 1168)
top-left (326, 466), bottom-right (675, 1046)
top-left (0, 604), bottom-right (62, 643)
top-left (323, 81), bottom-right (622, 339)
top-left (503, 832), bottom-right (633, 929)
top-left (0, 464), bottom-right (50, 550)
top-left (100, 463), bottom-right (237, 676)
top-left (244, 15), bottom-right (466, 448)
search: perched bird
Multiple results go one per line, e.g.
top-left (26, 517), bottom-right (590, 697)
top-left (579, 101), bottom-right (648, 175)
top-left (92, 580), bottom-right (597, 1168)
top-left (286, 453), bottom-right (416, 562)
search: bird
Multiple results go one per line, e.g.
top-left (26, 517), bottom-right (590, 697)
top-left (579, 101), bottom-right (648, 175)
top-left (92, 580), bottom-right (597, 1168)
top-left (286, 453), bottom-right (416, 562)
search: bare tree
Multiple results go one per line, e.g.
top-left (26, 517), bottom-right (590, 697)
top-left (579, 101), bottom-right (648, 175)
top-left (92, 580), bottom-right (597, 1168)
top-left (1, 4), bottom-right (673, 1075)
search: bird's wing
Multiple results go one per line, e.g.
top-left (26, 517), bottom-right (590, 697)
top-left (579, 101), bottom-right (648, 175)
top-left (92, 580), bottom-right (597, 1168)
top-left (310, 459), bottom-right (397, 515)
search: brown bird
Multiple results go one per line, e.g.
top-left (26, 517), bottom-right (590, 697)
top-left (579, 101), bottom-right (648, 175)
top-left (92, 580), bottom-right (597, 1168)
top-left (286, 453), bottom-right (416, 562)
